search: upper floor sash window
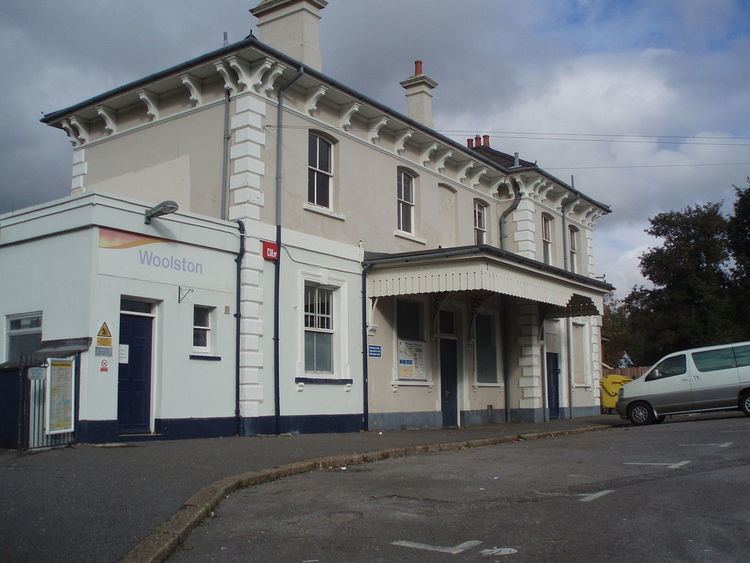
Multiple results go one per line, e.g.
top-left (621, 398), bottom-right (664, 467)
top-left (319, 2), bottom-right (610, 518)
top-left (308, 133), bottom-right (333, 209)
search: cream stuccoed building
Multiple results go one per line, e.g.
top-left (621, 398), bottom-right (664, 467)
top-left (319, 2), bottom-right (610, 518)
top-left (0, 0), bottom-right (612, 442)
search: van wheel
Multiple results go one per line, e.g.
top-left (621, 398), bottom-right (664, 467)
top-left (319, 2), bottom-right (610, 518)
top-left (741, 393), bottom-right (750, 416)
top-left (628, 402), bottom-right (654, 426)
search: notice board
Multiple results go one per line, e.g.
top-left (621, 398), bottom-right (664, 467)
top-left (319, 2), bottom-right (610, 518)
top-left (45, 358), bottom-right (75, 434)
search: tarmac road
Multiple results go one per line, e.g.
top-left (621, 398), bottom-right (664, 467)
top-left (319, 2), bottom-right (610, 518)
top-left (0, 415), bottom-right (617, 562)
top-left (174, 413), bottom-right (750, 562)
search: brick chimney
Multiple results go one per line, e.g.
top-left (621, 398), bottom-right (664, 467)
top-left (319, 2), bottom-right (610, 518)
top-left (400, 60), bottom-right (438, 128)
top-left (251, 0), bottom-right (327, 71)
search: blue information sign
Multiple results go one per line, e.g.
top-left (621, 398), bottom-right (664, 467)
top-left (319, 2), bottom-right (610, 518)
top-left (368, 345), bottom-right (382, 358)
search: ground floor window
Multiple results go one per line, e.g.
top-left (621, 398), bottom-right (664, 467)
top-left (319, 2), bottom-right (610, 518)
top-left (193, 306), bottom-right (213, 353)
top-left (6, 312), bottom-right (42, 363)
top-left (304, 283), bottom-right (334, 374)
top-left (396, 299), bottom-right (427, 380)
top-left (475, 313), bottom-right (499, 384)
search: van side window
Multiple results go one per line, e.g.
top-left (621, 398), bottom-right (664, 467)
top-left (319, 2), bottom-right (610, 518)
top-left (646, 354), bottom-right (686, 381)
top-left (734, 345), bottom-right (750, 367)
top-left (692, 348), bottom-right (737, 372)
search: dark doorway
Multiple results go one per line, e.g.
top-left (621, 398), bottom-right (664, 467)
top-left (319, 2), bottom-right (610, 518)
top-left (440, 339), bottom-right (458, 427)
top-left (546, 352), bottom-right (560, 420)
top-left (118, 314), bottom-right (153, 434)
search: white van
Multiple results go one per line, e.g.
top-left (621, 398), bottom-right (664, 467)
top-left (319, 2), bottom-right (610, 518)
top-left (616, 341), bottom-right (750, 425)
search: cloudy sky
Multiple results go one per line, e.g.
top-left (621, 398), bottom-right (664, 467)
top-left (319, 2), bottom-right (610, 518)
top-left (1, 0), bottom-right (749, 295)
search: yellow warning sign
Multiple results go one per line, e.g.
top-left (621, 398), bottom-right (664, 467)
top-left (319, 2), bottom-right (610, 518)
top-left (97, 337), bottom-right (112, 347)
top-left (97, 322), bottom-right (112, 338)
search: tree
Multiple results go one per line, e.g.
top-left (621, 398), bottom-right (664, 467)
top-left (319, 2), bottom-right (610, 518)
top-left (727, 177), bottom-right (750, 339)
top-left (623, 202), bottom-right (735, 365)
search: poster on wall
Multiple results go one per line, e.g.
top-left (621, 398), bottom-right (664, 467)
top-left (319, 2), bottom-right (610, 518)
top-left (45, 358), bottom-right (75, 435)
top-left (397, 339), bottom-right (426, 380)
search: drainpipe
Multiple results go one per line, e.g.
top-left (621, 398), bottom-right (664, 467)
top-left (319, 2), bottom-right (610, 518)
top-left (273, 67), bottom-right (305, 435)
top-left (502, 296), bottom-right (512, 422)
top-left (361, 264), bottom-right (371, 431)
top-left (562, 179), bottom-right (579, 420)
top-left (220, 87), bottom-right (231, 220)
top-left (498, 178), bottom-right (522, 251)
top-left (538, 309), bottom-right (548, 423)
top-left (235, 220), bottom-right (245, 435)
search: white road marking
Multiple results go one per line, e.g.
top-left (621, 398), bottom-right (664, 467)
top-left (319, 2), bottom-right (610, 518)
top-left (480, 547), bottom-right (518, 556)
top-left (719, 430), bottom-right (749, 433)
top-left (678, 442), bottom-right (732, 448)
top-left (578, 489), bottom-right (614, 502)
top-left (624, 461), bottom-right (691, 470)
top-left (391, 540), bottom-right (482, 554)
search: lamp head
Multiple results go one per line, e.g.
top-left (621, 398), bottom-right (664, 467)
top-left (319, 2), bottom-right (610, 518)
top-left (144, 200), bottom-right (179, 224)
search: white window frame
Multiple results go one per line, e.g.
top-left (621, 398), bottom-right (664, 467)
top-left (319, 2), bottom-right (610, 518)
top-left (298, 272), bottom-right (348, 380)
top-left (192, 305), bottom-right (213, 354)
top-left (303, 284), bottom-right (334, 375)
top-left (473, 310), bottom-right (502, 387)
top-left (6, 312), bottom-right (43, 363)
top-left (397, 169), bottom-right (416, 235)
top-left (568, 226), bottom-right (578, 274)
top-left (308, 133), bottom-right (334, 210)
top-left (542, 214), bottom-right (553, 265)
top-left (474, 200), bottom-right (487, 245)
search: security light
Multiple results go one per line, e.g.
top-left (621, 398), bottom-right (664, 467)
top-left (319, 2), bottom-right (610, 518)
top-left (144, 200), bottom-right (179, 224)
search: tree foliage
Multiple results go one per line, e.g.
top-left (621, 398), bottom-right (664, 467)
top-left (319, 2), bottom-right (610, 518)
top-left (604, 182), bottom-right (750, 366)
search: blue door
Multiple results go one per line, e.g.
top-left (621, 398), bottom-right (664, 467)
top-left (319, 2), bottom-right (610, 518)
top-left (118, 314), bottom-right (153, 434)
top-left (546, 352), bottom-right (560, 420)
top-left (440, 339), bottom-right (458, 428)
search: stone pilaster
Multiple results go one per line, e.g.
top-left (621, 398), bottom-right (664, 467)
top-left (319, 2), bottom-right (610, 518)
top-left (512, 198), bottom-right (536, 258)
top-left (228, 92), bottom-right (268, 419)
top-left (516, 303), bottom-right (542, 409)
top-left (585, 227), bottom-right (595, 277)
top-left (71, 149), bottom-right (87, 195)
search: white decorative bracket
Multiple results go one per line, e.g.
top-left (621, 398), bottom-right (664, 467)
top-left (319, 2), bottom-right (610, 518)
top-left (137, 90), bottom-right (160, 121)
top-left (457, 161), bottom-right (475, 184)
top-left (60, 119), bottom-right (79, 146)
top-left (305, 85), bottom-right (327, 115)
top-left (215, 61), bottom-right (238, 93)
top-left (538, 182), bottom-right (555, 201)
top-left (339, 102), bottom-right (360, 130)
top-left (468, 166), bottom-right (487, 188)
top-left (419, 142), bottom-right (439, 166)
top-left (393, 129), bottom-right (413, 154)
top-left (488, 176), bottom-right (508, 196)
top-left (69, 116), bottom-right (90, 144)
top-left (262, 63), bottom-right (286, 97)
top-left (229, 56), bottom-right (273, 92)
top-left (180, 74), bottom-right (203, 107)
top-left (95, 106), bottom-right (117, 135)
top-left (434, 150), bottom-right (453, 173)
top-left (368, 116), bottom-right (388, 143)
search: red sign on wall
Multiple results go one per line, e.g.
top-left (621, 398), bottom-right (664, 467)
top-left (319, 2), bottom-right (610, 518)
top-left (262, 240), bottom-right (279, 262)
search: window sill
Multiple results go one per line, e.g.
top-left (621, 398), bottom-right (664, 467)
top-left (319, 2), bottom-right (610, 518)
top-left (574, 384), bottom-right (592, 389)
top-left (474, 383), bottom-right (503, 388)
top-left (189, 354), bottom-right (222, 361)
top-left (295, 376), bottom-right (353, 385)
top-left (303, 203), bottom-right (346, 221)
top-left (393, 230), bottom-right (427, 245)
top-left (392, 379), bottom-right (431, 386)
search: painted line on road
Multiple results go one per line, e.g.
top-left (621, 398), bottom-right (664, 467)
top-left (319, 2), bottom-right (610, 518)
top-left (578, 489), bottom-right (614, 502)
top-left (678, 442), bottom-right (732, 448)
top-left (624, 461), bottom-right (691, 470)
top-left (719, 430), bottom-right (749, 433)
top-left (480, 547), bottom-right (518, 556)
top-left (391, 540), bottom-right (482, 554)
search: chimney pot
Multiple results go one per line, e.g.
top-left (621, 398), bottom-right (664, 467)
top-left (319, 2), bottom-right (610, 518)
top-left (467, 138), bottom-right (474, 148)
top-left (415, 60), bottom-right (423, 75)
top-left (483, 134), bottom-right (490, 147)
top-left (475, 135), bottom-right (482, 146)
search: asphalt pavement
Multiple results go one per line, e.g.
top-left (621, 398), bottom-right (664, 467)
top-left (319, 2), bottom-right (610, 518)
top-left (174, 412), bottom-right (750, 562)
top-left (0, 415), bottom-right (620, 562)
